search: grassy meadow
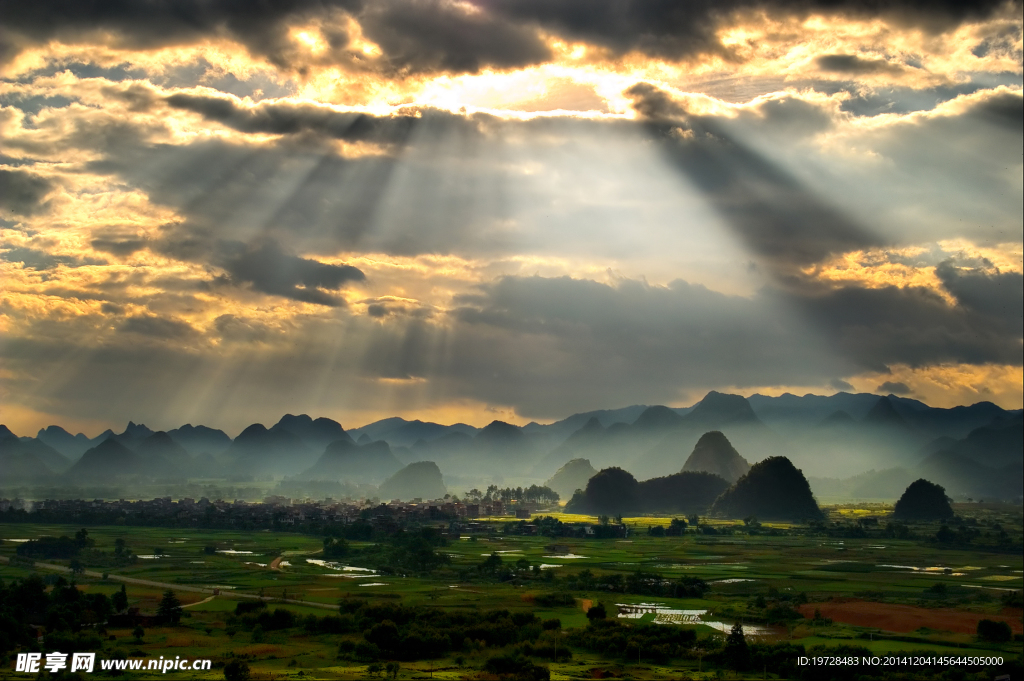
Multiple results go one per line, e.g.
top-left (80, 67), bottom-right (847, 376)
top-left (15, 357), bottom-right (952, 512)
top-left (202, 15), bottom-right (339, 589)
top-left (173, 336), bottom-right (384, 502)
top-left (1, 503), bottom-right (1021, 679)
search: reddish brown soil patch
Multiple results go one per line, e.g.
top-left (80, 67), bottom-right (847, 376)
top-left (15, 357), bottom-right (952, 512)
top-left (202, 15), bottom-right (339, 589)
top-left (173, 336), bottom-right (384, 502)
top-left (799, 601), bottom-right (1023, 635)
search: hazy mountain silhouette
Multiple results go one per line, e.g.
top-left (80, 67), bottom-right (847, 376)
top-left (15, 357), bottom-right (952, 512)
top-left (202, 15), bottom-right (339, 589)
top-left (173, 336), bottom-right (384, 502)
top-left (682, 431), bottom-right (750, 482)
top-left (299, 439), bottom-right (403, 484)
top-left (8, 390), bottom-right (1020, 499)
top-left (378, 461), bottom-right (446, 500)
top-left (167, 424), bottom-right (232, 456)
top-left (136, 432), bottom-right (191, 470)
top-left (909, 413), bottom-right (1023, 500)
top-left (0, 430), bottom-right (64, 482)
top-left (65, 439), bottom-right (146, 481)
top-left (271, 414), bottom-right (353, 452)
top-left (90, 429), bottom-right (118, 446)
top-left (682, 391), bottom-right (760, 429)
top-left (121, 421), bottom-right (155, 441)
top-left (2, 431), bottom-right (69, 473)
top-left (748, 392), bottom-right (1017, 439)
top-left (224, 423), bottom-right (315, 477)
top-left (899, 401), bottom-right (1010, 439)
top-left (476, 420), bottom-right (525, 445)
top-left (893, 479), bottom-right (954, 520)
top-left (108, 421), bottom-right (157, 452)
top-left (632, 393), bottom-right (774, 479)
top-left (532, 417), bottom-right (606, 478)
top-left (0, 448), bottom-right (55, 482)
top-left (376, 419), bottom-right (546, 478)
top-left (349, 417), bottom-right (478, 447)
top-left (863, 396), bottom-right (910, 428)
top-left (818, 410), bottom-right (855, 428)
top-left (544, 457), bottom-right (597, 499)
top-left (633, 405), bottom-right (686, 430)
top-left (943, 413), bottom-right (1023, 469)
top-left (36, 425), bottom-right (93, 460)
top-left (809, 467), bottom-right (915, 500)
top-left (469, 420), bottom-right (544, 472)
top-left (711, 456), bottom-right (823, 520)
top-left (917, 450), bottom-right (1022, 501)
top-left (523, 405), bottom-right (652, 441)
top-left (747, 392), bottom-right (885, 428)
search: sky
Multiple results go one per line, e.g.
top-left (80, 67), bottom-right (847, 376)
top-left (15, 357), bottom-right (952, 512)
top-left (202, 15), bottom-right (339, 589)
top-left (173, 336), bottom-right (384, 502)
top-left (0, 0), bottom-right (1021, 437)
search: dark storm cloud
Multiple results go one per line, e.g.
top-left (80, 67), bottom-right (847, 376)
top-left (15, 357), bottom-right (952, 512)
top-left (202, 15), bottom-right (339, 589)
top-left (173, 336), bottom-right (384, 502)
top-left (625, 83), bottom-right (880, 269)
top-left (830, 378), bottom-right (855, 391)
top-left (445, 273), bottom-right (1022, 414)
top-left (816, 54), bottom-right (908, 75)
top-left (213, 314), bottom-right (272, 344)
top-left (165, 93), bottom-right (420, 144)
top-left (0, 169), bottom-right (52, 216)
top-left (145, 216), bottom-right (367, 306)
top-left (0, 0), bottom-right (550, 75)
top-left (798, 283), bottom-right (1022, 370)
top-left (486, 0), bottom-right (1016, 61)
top-left (217, 238), bottom-right (365, 306)
top-left (446, 275), bottom-right (849, 411)
top-left (0, 0), bottom-right (361, 69)
top-left (1, 0), bottom-right (1016, 74)
top-left (90, 237), bottom-right (150, 257)
top-left (121, 314), bottom-right (198, 339)
top-left (877, 380), bottom-right (912, 394)
top-left (967, 90), bottom-right (1024, 130)
top-left (362, 298), bottom-right (435, 320)
top-left (1, 246), bottom-right (106, 269)
top-left (935, 260), bottom-right (1024, 332)
top-left (358, 0), bottom-right (551, 74)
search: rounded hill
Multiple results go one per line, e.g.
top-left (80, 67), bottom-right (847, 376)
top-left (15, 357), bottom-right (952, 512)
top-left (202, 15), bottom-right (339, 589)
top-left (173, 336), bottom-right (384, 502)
top-left (893, 479), bottom-right (953, 520)
top-left (378, 461), bottom-right (446, 501)
top-left (711, 456), bottom-right (822, 521)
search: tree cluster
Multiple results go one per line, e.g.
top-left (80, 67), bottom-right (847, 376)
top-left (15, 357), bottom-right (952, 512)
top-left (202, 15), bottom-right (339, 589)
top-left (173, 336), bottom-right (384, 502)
top-left (463, 485), bottom-right (559, 505)
top-left (566, 468), bottom-right (729, 516)
top-left (566, 619), bottom-right (697, 664)
top-left (0, 575), bottom-right (112, 656)
top-left (331, 601), bottom-right (550, 662)
top-left (15, 528), bottom-right (93, 560)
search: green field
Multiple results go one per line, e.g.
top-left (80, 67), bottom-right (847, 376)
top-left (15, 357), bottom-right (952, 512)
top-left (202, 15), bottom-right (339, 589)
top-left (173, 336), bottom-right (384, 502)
top-left (1, 504), bottom-right (1021, 679)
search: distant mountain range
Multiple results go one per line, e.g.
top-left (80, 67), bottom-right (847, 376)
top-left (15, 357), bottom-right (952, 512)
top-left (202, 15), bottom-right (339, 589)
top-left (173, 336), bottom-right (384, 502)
top-left (2, 391), bottom-right (1020, 501)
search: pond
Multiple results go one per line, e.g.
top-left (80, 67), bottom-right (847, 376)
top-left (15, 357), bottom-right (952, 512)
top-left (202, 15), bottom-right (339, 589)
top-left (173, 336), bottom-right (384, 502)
top-left (616, 603), bottom-right (773, 636)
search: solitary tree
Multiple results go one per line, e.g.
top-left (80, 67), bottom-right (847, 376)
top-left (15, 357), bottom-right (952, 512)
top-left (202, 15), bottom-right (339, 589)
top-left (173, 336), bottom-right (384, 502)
top-left (157, 589), bottom-right (183, 624)
top-left (723, 622), bottom-right (749, 670)
top-left (112, 584), bottom-right (128, 612)
top-left (977, 619), bottom-right (1012, 643)
top-left (223, 660), bottom-right (251, 681)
